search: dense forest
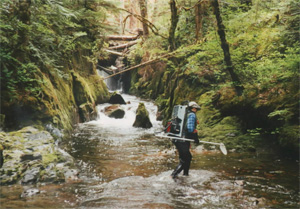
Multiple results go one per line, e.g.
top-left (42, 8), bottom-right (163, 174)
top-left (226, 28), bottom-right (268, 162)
top-left (0, 0), bottom-right (299, 155)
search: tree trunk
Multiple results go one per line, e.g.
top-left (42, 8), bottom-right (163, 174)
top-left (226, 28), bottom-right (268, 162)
top-left (168, 0), bottom-right (179, 51)
top-left (16, 0), bottom-right (31, 61)
top-left (211, 0), bottom-right (244, 95)
top-left (139, 0), bottom-right (149, 37)
top-left (124, 0), bottom-right (138, 32)
top-left (152, 0), bottom-right (158, 22)
top-left (195, 2), bottom-right (204, 40)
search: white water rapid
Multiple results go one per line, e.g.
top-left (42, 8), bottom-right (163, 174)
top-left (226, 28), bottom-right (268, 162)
top-left (86, 93), bottom-right (163, 142)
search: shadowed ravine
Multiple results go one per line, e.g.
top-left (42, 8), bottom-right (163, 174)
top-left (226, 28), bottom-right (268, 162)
top-left (1, 94), bottom-right (298, 209)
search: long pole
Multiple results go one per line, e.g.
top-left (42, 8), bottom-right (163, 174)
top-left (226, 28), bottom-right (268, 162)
top-left (155, 134), bottom-right (227, 155)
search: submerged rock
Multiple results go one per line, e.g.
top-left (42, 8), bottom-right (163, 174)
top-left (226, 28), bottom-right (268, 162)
top-left (109, 108), bottom-right (125, 119)
top-left (21, 188), bottom-right (40, 198)
top-left (104, 105), bottom-right (125, 119)
top-left (133, 103), bottom-right (153, 128)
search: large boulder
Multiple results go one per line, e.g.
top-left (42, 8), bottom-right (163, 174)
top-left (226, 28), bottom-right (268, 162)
top-left (0, 126), bottom-right (77, 185)
top-left (104, 105), bottom-right (125, 119)
top-left (133, 103), bottom-right (153, 128)
top-left (109, 93), bottom-right (126, 105)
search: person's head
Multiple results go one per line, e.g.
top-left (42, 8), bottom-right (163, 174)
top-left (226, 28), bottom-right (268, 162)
top-left (188, 101), bottom-right (201, 112)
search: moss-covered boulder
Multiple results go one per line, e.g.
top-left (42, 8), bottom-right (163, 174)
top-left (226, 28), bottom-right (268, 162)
top-left (0, 126), bottom-right (77, 185)
top-left (109, 93), bottom-right (127, 105)
top-left (133, 103), bottom-right (153, 128)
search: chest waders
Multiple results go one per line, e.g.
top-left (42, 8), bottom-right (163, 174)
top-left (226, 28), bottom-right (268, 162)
top-left (171, 112), bottom-right (197, 178)
top-left (171, 140), bottom-right (192, 177)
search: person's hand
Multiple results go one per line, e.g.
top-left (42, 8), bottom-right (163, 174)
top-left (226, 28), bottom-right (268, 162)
top-left (193, 129), bottom-right (198, 133)
top-left (197, 120), bottom-right (199, 124)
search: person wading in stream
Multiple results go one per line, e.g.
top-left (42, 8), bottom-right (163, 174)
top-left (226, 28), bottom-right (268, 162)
top-left (171, 101), bottom-right (200, 179)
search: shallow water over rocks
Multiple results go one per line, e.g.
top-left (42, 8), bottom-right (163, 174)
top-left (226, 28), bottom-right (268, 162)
top-left (0, 94), bottom-right (298, 208)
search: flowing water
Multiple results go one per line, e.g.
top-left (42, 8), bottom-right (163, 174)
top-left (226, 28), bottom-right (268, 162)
top-left (1, 93), bottom-right (299, 209)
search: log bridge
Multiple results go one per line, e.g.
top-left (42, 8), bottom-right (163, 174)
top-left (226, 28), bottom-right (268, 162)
top-left (104, 34), bottom-right (141, 56)
top-left (100, 33), bottom-right (178, 80)
top-left (99, 33), bottom-right (141, 78)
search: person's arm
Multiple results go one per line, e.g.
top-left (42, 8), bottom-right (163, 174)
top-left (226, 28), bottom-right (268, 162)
top-left (186, 113), bottom-right (196, 133)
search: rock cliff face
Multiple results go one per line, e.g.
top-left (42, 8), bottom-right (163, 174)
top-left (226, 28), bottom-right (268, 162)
top-left (1, 50), bottom-right (110, 132)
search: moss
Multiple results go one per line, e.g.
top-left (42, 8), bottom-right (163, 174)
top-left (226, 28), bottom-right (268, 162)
top-left (136, 103), bottom-right (149, 117)
top-left (72, 71), bottom-right (94, 105)
top-left (42, 153), bottom-right (58, 165)
top-left (133, 102), bottom-right (153, 128)
top-left (2, 48), bottom-right (109, 132)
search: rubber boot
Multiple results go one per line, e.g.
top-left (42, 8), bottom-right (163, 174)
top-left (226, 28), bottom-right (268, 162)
top-left (171, 160), bottom-right (184, 178)
top-left (183, 160), bottom-right (191, 176)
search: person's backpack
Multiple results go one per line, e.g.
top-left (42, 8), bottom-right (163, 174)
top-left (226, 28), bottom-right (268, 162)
top-left (165, 117), bottom-right (182, 134)
top-left (164, 105), bottom-right (187, 138)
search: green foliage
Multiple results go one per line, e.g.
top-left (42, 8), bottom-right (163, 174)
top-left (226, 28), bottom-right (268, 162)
top-left (175, 8), bottom-right (197, 46)
top-left (128, 35), bottom-right (168, 66)
top-left (0, 48), bottom-right (41, 100)
top-left (129, 0), bottom-right (299, 153)
top-left (0, 0), bottom-right (116, 103)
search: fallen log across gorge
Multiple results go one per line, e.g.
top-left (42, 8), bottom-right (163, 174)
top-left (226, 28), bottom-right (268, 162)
top-left (104, 34), bottom-right (140, 41)
top-left (104, 49), bottom-right (124, 56)
top-left (101, 52), bottom-right (176, 80)
top-left (108, 40), bottom-right (139, 50)
top-left (100, 43), bottom-right (203, 80)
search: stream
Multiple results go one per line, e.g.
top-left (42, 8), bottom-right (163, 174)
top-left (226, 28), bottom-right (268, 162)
top-left (1, 93), bottom-right (299, 209)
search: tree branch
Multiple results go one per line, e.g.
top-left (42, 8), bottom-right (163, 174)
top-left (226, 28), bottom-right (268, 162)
top-left (120, 8), bottom-right (168, 39)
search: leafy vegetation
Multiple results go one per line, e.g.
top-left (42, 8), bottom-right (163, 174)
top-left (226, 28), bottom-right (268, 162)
top-left (0, 0), bottom-right (114, 129)
top-left (128, 0), bottom-right (299, 154)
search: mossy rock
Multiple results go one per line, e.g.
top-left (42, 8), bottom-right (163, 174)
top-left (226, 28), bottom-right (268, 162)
top-left (0, 126), bottom-right (76, 185)
top-left (133, 103), bottom-right (153, 128)
top-left (109, 93), bottom-right (126, 104)
top-left (72, 71), bottom-right (94, 105)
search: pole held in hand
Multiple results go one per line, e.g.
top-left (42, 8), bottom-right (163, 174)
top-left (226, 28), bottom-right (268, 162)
top-left (155, 133), bottom-right (227, 155)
